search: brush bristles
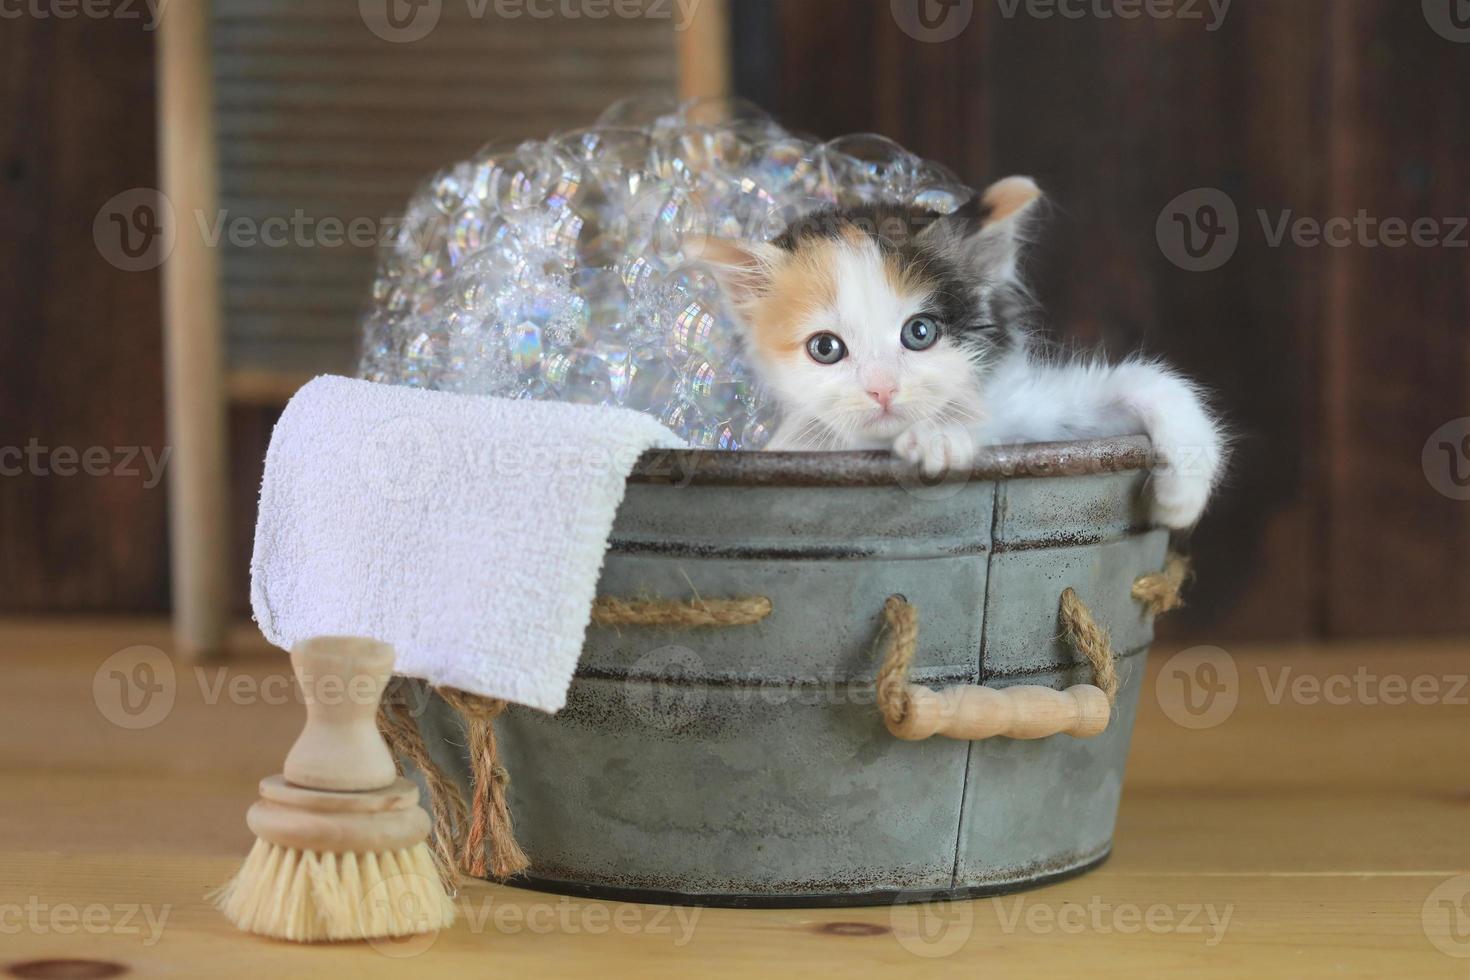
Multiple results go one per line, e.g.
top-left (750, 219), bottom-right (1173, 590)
top-left (212, 839), bottom-right (456, 941)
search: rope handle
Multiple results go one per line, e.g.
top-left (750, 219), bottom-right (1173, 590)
top-left (384, 558), bottom-right (1187, 888)
top-left (876, 557), bottom-right (1189, 742)
top-left (590, 596), bottom-right (772, 628)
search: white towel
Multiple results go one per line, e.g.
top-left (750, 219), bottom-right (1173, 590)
top-left (250, 375), bottom-right (683, 712)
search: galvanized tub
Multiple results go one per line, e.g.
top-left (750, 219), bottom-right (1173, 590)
top-left (415, 435), bottom-right (1169, 907)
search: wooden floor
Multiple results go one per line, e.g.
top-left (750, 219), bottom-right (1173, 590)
top-left (3, 619), bottom-right (1468, 978)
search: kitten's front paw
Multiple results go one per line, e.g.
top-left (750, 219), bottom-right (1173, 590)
top-left (894, 423), bottom-right (976, 479)
top-left (1150, 459), bottom-right (1214, 529)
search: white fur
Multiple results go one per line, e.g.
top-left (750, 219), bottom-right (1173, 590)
top-left (889, 348), bottom-right (1227, 529)
top-left (758, 239), bottom-right (986, 451)
top-left (759, 244), bottom-right (1225, 529)
top-left (731, 180), bottom-right (1226, 530)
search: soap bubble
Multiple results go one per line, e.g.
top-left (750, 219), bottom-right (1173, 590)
top-left (596, 94), bottom-right (682, 131)
top-left (357, 99), bottom-right (978, 449)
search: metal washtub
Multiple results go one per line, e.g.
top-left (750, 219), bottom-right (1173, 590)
top-left (413, 435), bottom-right (1170, 907)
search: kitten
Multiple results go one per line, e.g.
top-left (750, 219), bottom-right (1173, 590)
top-left (702, 177), bottom-right (1226, 529)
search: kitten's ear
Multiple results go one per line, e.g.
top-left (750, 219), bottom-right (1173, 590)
top-left (689, 236), bottom-right (786, 309)
top-left (922, 176), bottom-right (1043, 282)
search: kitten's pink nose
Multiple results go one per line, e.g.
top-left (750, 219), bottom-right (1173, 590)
top-left (867, 384), bottom-right (897, 411)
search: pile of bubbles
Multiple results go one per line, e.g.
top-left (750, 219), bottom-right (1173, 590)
top-left (357, 96), bottom-right (974, 450)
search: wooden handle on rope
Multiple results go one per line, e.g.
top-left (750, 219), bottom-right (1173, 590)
top-left (873, 560), bottom-right (1189, 744)
top-left (885, 683), bottom-right (1112, 741)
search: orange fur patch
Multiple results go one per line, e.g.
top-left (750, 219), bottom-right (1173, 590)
top-left (882, 249), bottom-right (928, 298)
top-left (982, 176), bottom-right (1041, 225)
top-left (745, 239), bottom-right (841, 360)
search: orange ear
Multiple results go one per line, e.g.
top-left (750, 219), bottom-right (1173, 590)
top-left (980, 176), bottom-right (1042, 226)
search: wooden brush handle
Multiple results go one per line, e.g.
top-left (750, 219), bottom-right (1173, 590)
top-left (283, 636), bottom-right (398, 792)
top-left (887, 683), bottom-right (1111, 741)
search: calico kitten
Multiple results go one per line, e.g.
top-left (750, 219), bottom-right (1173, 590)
top-left (702, 177), bottom-right (1226, 529)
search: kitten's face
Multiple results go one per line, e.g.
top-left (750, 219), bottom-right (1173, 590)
top-left (705, 177), bottom-right (1041, 447)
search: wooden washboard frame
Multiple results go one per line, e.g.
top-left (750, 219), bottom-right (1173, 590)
top-left (157, 0), bottom-right (730, 657)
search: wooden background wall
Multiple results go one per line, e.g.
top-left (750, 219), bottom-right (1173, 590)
top-left (0, 10), bottom-right (171, 612)
top-left (732, 0), bottom-right (1470, 641)
top-left (2, 0), bottom-right (1467, 641)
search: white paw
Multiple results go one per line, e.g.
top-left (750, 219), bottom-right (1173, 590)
top-left (1150, 464), bottom-right (1213, 529)
top-left (894, 424), bottom-right (976, 479)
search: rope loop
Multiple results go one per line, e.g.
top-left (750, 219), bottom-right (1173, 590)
top-left (875, 553), bottom-right (1190, 722)
top-left (1131, 554), bottom-right (1192, 616)
top-left (1058, 587), bottom-right (1119, 704)
top-left (437, 688), bottom-right (529, 882)
top-left (381, 556), bottom-right (1189, 881)
top-left (875, 596), bottom-right (920, 728)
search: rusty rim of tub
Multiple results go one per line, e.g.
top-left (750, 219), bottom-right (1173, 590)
top-left (628, 434), bottom-right (1154, 488)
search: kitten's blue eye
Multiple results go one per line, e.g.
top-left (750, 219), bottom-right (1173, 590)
top-left (806, 332), bottom-right (847, 365)
top-left (901, 316), bottom-right (939, 351)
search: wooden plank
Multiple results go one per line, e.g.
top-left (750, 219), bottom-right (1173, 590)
top-left (989, 1), bottom-right (1336, 642)
top-left (765, 0), bottom-right (985, 167)
top-left (678, 0), bottom-right (730, 101)
top-left (0, 16), bottom-right (169, 613)
top-left (159, 0), bottom-right (232, 658)
top-left (1324, 1), bottom-right (1470, 636)
top-left (0, 854), bottom-right (1456, 979)
top-left (3, 621), bottom-right (1468, 976)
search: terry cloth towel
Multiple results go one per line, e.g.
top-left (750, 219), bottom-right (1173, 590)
top-left (251, 375), bottom-right (683, 712)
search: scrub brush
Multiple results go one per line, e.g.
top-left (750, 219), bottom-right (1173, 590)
top-left (212, 636), bottom-right (456, 941)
